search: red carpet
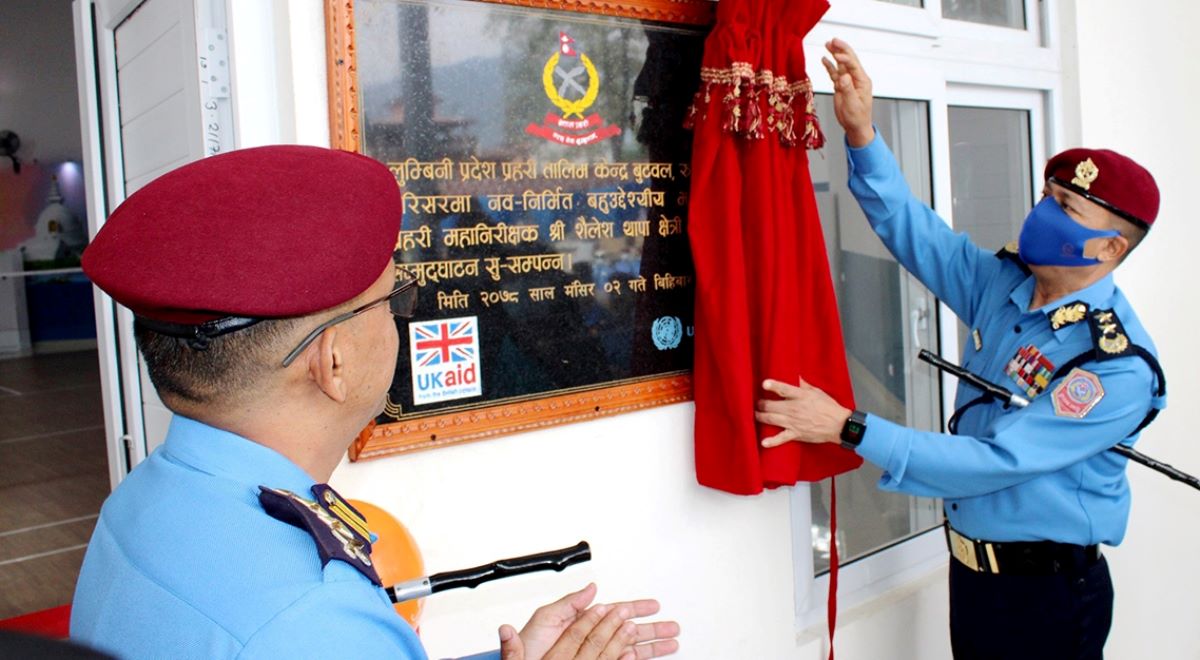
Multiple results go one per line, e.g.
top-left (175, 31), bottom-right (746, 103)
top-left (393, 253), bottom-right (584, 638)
top-left (0, 604), bottom-right (72, 639)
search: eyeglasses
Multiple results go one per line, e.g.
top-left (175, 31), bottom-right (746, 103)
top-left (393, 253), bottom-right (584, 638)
top-left (281, 269), bottom-right (419, 367)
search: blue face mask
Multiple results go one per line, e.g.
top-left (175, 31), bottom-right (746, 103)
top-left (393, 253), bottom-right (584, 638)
top-left (1017, 197), bottom-right (1119, 267)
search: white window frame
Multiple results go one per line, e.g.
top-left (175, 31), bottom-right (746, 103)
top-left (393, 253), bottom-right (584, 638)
top-left (792, 2), bottom-right (1065, 633)
top-left (941, 85), bottom-right (1050, 381)
top-left (823, 0), bottom-right (1044, 46)
top-left (938, 0), bottom-right (1044, 46)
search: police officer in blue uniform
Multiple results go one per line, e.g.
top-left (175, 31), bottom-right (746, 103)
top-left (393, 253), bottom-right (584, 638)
top-left (754, 40), bottom-right (1166, 659)
top-left (71, 145), bottom-right (680, 660)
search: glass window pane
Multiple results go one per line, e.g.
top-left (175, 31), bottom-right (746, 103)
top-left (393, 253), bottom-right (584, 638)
top-left (942, 0), bottom-right (1025, 29)
top-left (948, 107), bottom-right (1032, 252)
top-left (807, 95), bottom-right (943, 573)
top-left (948, 106), bottom-right (1032, 351)
top-left (879, 0), bottom-right (923, 7)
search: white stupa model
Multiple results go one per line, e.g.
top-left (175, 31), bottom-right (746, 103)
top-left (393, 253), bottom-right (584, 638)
top-left (21, 176), bottom-right (83, 264)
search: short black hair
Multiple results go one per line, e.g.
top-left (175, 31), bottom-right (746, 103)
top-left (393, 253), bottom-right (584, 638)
top-left (134, 317), bottom-right (302, 409)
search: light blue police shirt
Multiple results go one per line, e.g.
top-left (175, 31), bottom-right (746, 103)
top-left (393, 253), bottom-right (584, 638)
top-left (845, 133), bottom-right (1166, 546)
top-left (71, 415), bottom-right (497, 660)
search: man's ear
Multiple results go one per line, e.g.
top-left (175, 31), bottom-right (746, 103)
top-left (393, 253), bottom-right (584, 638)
top-left (1095, 233), bottom-right (1129, 263)
top-left (307, 326), bottom-right (347, 403)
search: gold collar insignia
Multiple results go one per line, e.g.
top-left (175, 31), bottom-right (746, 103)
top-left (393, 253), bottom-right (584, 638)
top-left (1049, 302), bottom-right (1089, 330)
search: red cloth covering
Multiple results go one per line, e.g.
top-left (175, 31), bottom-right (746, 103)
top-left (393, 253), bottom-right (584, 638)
top-left (686, 0), bottom-right (861, 495)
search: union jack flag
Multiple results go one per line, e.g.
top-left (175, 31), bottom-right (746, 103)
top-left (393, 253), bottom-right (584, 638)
top-left (412, 319), bottom-right (476, 367)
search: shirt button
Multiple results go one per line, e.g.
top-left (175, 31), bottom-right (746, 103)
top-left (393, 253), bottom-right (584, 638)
top-left (951, 503), bottom-right (959, 511)
top-left (1013, 324), bottom-right (1022, 333)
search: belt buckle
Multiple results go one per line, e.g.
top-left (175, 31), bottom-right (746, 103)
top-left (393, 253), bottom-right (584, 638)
top-left (948, 528), bottom-right (981, 572)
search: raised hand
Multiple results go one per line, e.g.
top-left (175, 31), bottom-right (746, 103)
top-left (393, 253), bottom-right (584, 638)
top-left (819, 39), bottom-right (875, 147)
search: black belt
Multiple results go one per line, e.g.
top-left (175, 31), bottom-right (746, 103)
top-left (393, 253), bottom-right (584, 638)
top-left (945, 525), bottom-right (1102, 575)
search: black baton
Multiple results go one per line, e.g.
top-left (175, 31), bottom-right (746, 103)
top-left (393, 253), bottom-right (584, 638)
top-left (387, 541), bottom-right (592, 603)
top-left (918, 349), bottom-right (1030, 408)
top-left (918, 350), bottom-right (1200, 493)
top-left (1109, 445), bottom-right (1200, 491)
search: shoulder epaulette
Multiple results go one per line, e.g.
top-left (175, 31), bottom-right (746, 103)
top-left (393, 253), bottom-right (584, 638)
top-left (994, 241), bottom-right (1031, 275)
top-left (1046, 307), bottom-right (1166, 435)
top-left (258, 485), bottom-right (381, 585)
top-left (1087, 308), bottom-right (1134, 360)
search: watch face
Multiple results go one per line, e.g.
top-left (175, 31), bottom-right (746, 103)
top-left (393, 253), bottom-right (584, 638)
top-left (841, 411), bottom-right (867, 449)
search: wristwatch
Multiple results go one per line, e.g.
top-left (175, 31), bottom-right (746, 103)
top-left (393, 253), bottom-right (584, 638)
top-left (840, 410), bottom-right (868, 450)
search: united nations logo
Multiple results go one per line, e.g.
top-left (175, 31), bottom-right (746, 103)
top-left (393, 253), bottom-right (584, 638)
top-left (525, 32), bottom-right (621, 147)
top-left (651, 316), bottom-right (683, 351)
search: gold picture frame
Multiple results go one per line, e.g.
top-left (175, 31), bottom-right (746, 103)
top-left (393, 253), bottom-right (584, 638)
top-left (326, 0), bottom-right (712, 461)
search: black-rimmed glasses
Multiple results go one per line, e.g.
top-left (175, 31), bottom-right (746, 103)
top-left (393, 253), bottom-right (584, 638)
top-left (281, 269), bottom-right (419, 367)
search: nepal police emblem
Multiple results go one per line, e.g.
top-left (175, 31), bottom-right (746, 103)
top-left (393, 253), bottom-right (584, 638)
top-left (524, 32), bottom-right (621, 147)
top-left (652, 316), bottom-right (683, 351)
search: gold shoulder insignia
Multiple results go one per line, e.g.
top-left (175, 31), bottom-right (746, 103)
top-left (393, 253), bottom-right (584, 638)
top-left (1099, 333), bottom-right (1129, 355)
top-left (258, 485), bottom-right (381, 584)
top-left (1050, 302), bottom-right (1089, 330)
top-left (1088, 308), bottom-right (1133, 358)
top-left (995, 241), bottom-right (1030, 274)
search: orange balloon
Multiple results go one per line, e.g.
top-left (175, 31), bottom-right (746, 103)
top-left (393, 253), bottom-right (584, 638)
top-left (347, 499), bottom-right (425, 628)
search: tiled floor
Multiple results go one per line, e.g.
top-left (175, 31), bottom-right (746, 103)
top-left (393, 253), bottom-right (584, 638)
top-left (0, 351), bottom-right (108, 620)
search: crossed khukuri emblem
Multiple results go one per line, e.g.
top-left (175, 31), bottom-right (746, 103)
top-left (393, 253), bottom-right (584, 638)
top-left (556, 64), bottom-right (588, 99)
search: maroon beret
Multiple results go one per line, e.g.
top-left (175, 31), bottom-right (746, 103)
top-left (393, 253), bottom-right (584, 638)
top-left (82, 145), bottom-right (400, 327)
top-left (1044, 148), bottom-right (1159, 229)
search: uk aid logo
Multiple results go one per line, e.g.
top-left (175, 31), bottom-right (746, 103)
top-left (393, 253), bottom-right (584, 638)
top-left (408, 316), bottom-right (482, 405)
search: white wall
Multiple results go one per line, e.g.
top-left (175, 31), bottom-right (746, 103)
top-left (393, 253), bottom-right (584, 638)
top-left (238, 1), bottom-right (1200, 658)
top-left (1069, 2), bottom-right (1200, 657)
top-left (0, 0), bottom-right (83, 163)
top-left (333, 405), bottom-right (821, 658)
top-left (334, 401), bottom-right (958, 659)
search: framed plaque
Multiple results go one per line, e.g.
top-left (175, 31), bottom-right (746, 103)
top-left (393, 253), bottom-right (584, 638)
top-left (326, 0), bottom-right (713, 460)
